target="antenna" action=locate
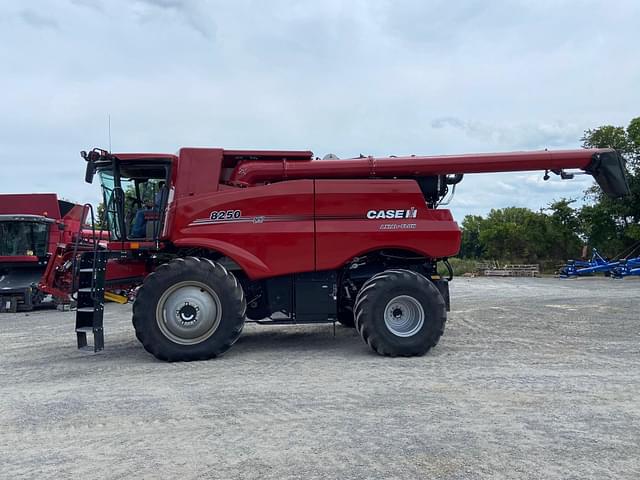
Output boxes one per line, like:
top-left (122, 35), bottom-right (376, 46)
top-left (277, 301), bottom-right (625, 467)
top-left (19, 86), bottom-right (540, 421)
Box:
top-left (108, 114), bottom-right (112, 153)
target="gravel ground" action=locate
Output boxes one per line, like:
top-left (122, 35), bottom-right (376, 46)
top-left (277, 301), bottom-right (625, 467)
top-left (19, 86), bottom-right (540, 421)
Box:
top-left (0, 277), bottom-right (638, 479)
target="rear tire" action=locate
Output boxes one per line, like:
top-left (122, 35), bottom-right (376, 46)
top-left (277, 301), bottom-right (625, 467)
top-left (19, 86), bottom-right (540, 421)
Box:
top-left (354, 269), bottom-right (446, 356)
top-left (132, 257), bottom-right (246, 361)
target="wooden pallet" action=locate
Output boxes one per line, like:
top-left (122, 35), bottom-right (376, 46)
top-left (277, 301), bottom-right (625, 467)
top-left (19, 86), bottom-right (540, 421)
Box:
top-left (484, 264), bottom-right (540, 277)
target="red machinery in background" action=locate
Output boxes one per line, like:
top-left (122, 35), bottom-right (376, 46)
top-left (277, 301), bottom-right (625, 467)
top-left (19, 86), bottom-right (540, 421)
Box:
top-left (0, 193), bottom-right (144, 312)
top-left (0, 194), bottom-right (88, 311)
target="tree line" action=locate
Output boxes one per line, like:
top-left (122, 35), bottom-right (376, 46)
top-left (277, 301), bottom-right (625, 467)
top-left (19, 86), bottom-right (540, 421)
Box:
top-left (459, 117), bottom-right (640, 263)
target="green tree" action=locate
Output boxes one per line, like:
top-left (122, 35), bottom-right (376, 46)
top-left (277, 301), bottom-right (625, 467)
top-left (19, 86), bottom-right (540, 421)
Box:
top-left (96, 202), bottom-right (105, 229)
top-left (458, 206), bottom-right (582, 262)
top-left (581, 125), bottom-right (630, 155)
top-left (459, 215), bottom-right (485, 258)
top-left (545, 199), bottom-right (583, 260)
top-left (478, 207), bottom-right (550, 262)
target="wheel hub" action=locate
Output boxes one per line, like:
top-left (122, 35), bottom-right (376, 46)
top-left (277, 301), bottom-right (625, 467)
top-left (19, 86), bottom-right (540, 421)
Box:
top-left (156, 281), bottom-right (222, 345)
top-left (176, 303), bottom-right (199, 324)
top-left (383, 295), bottom-right (425, 337)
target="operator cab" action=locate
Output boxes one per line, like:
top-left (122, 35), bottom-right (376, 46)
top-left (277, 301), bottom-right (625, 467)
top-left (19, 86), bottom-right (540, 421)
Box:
top-left (0, 215), bottom-right (52, 259)
top-left (83, 149), bottom-right (172, 242)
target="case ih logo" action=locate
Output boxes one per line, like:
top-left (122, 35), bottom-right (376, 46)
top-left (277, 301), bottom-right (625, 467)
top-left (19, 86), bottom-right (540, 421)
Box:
top-left (366, 208), bottom-right (417, 220)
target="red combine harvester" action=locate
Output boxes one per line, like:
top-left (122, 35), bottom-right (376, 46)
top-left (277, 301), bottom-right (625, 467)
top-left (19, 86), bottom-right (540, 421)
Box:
top-left (74, 147), bottom-right (628, 360)
top-left (0, 194), bottom-right (90, 312)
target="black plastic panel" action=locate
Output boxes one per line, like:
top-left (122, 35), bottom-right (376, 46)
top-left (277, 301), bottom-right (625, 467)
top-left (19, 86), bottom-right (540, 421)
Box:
top-left (265, 276), bottom-right (293, 314)
top-left (294, 271), bottom-right (337, 322)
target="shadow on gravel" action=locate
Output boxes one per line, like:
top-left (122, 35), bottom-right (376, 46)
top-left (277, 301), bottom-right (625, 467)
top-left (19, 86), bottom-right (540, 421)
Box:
top-left (90, 326), bottom-right (449, 362)
top-left (231, 325), bottom-right (374, 357)
top-left (61, 340), bottom-right (156, 364)
top-left (56, 325), bottom-right (380, 364)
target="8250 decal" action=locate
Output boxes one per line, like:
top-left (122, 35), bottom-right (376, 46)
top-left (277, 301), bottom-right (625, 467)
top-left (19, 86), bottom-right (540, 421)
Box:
top-left (210, 209), bottom-right (241, 221)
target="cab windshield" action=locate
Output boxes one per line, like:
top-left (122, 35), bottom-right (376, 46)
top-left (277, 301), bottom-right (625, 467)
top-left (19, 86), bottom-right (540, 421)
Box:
top-left (98, 162), bottom-right (169, 241)
top-left (0, 220), bottom-right (49, 257)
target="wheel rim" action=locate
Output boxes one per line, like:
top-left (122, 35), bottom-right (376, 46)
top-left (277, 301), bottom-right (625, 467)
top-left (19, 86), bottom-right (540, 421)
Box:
top-left (156, 281), bottom-right (222, 345)
top-left (383, 295), bottom-right (425, 337)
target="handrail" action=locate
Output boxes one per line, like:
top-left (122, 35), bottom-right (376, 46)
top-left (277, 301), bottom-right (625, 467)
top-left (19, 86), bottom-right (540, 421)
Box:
top-left (70, 203), bottom-right (99, 301)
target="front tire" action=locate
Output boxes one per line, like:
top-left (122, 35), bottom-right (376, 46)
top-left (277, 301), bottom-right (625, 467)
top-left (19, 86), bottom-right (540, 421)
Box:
top-left (354, 269), bottom-right (446, 356)
top-left (133, 257), bottom-right (246, 361)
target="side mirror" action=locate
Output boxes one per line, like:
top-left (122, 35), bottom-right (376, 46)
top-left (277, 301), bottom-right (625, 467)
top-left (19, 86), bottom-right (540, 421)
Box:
top-left (84, 159), bottom-right (95, 184)
top-left (82, 151), bottom-right (95, 184)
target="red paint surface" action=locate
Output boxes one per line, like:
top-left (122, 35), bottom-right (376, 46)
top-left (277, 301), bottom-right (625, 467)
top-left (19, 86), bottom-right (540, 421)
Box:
top-left (105, 259), bottom-right (148, 284)
top-left (314, 180), bottom-right (460, 270)
top-left (172, 179), bottom-right (315, 278)
top-left (169, 178), bottom-right (460, 278)
top-left (0, 193), bottom-right (61, 217)
top-left (0, 256), bottom-right (39, 263)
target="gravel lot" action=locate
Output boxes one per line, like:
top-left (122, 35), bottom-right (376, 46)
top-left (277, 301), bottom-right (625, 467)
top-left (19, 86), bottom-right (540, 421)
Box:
top-left (0, 277), bottom-right (638, 479)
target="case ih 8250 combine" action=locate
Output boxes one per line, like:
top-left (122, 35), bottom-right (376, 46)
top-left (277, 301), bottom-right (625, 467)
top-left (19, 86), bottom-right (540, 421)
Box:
top-left (74, 147), bottom-right (628, 361)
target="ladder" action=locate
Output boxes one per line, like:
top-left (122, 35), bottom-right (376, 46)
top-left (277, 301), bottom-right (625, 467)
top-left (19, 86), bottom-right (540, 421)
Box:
top-left (72, 204), bottom-right (107, 353)
top-left (74, 250), bottom-right (107, 352)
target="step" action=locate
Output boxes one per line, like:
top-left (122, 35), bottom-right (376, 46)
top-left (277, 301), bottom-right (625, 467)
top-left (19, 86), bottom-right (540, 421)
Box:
top-left (78, 346), bottom-right (104, 354)
top-left (76, 326), bottom-right (99, 333)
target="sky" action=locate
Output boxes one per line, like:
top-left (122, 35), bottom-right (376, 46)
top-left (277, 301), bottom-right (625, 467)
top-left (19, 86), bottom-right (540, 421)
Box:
top-left (1, 0), bottom-right (639, 221)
